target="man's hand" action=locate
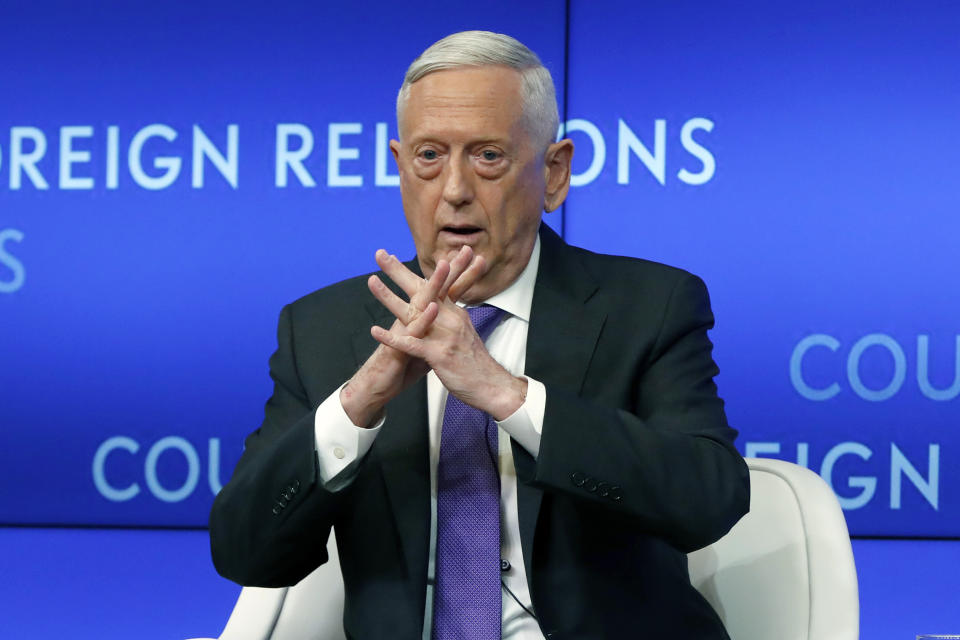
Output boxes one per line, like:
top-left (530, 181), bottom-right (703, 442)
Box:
top-left (339, 246), bottom-right (484, 427)
top-left (368, 250), bottom-right (528, 422)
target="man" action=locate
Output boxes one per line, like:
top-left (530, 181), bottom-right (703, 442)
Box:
top-left (210, 31), bottom-right (749, 639)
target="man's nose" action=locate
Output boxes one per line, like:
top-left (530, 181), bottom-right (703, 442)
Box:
top-left (441, 155), bottom-right (475, 207)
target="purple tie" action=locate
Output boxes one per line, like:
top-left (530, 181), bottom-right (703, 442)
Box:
top-left (432, 304), bottom-right (506, 640)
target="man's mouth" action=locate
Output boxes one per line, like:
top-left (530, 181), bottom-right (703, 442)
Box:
top-left (440, 225), bottom-right (483, 236)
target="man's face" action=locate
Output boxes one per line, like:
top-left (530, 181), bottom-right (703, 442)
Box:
top-left (390, 66), bottom-right (564, 303)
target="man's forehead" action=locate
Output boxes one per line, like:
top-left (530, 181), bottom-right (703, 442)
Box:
top-left (400, 66), bottom-right (527, 142)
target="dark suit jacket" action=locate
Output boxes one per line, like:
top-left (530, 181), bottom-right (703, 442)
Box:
top-left (210, 225), bottom-right (750, 639)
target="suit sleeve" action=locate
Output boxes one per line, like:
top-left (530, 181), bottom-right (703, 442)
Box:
top-left (209, 304), bottom-right (349, 587)
top-left (532, 273), bottom-right (749, 552)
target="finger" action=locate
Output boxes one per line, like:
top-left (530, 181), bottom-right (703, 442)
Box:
top-left (438, 246), bottom-right (473, 299)
top-left (406, 301), bottom-right (439, 337)
top-left (375, 249), bottom-right (421, 297)
top-left (447, 253), bottom-right (488, 302)
top-left (371, 325), bottom-right (426, 358)
top-left (367, 274), bottom-right (412, 321)
top-left (419, 259), bottom-right (450, 306)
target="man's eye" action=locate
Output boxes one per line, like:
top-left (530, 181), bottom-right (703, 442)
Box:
top-left (481, 150), bottom-right (500, 161)
top-left (421, 149), bottom-right (438, 160)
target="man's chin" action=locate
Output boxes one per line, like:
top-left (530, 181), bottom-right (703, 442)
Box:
top-left (455, 281), bottom-right (487, 306)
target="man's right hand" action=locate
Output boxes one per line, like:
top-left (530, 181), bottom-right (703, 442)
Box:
top-left (339, 246), bottom-right (486, 427)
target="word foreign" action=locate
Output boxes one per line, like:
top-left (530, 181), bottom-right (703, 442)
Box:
top-left (745, 440), bottom-right (939, 511)
top-left (1, 125), bottom-right (239, 190)
top-left (0, 118), bottom-right (716, 191)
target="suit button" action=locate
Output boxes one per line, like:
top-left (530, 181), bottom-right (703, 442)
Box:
top-left (283, 491), bottom-right (293, 501)
top-left (570, 472), bottom-right (586, 487)
top-left (597, 482), bottom-right (610, 497)
top-left (333, 446), bottom-right (346, 460)
top-left (585, 478), bottom-right (599, 493)
top-left (288, 484), bottom-right (298, 495)
top-left (292, 479), bottom-right (301, 490)
top-left (272, 506), bottom-right (280, 515)
top-left (610, 485), bottom-right (623, 501)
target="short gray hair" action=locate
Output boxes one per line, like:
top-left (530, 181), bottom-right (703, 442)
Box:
top-left (396, 30), bottom-right (559, 150)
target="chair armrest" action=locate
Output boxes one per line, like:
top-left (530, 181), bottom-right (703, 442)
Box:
top-left (197, 585), bottom-right (288, 640)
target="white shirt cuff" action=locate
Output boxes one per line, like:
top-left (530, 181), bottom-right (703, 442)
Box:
top-left (314, 384), bottom-right (383, 486)
top-left (495, 376), bottom-right (546, 458)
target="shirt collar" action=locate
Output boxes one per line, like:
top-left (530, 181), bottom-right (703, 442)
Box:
top-left (469, 234), bottom-right (540, 323)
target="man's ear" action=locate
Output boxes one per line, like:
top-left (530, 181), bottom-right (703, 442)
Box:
top-left (543, 138), bottom-right (574, 213)
top-left (389, 139), bottom-right (402, 165)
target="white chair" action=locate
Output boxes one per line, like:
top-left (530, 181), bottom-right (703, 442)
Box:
top-left (188, 531), bottom-right (347, 640)
top-left (190, 457), bottom-right (858, 640)
top-left (688, 457), bottom-right (859, 640)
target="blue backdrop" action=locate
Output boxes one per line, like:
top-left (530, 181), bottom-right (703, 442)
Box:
top-left (1, 1), bottom-right (957, 538)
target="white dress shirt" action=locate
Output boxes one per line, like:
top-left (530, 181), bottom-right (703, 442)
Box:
top-left (312, 236), bottom-right (546, 640)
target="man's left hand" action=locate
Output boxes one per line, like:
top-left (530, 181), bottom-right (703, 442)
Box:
top-left (369, 249), bottom-right (528, 421)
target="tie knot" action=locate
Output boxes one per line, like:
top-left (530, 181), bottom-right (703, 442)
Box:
top-left (467, 304), bottom-right (505, 340)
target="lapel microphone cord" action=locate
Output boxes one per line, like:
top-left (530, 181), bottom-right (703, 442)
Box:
top-left (501, 577), bottom-right (538, 622)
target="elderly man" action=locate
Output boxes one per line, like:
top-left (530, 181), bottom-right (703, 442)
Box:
top-left (210, 31), bottom-right (749, 639)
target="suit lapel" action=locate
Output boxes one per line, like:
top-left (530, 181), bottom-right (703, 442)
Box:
top-left (377, 379), bottom-right (431, 611)
top-left (514, 225), bottom-right (607, 587)
top-left (525, 225), bottom-right (605, 394)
